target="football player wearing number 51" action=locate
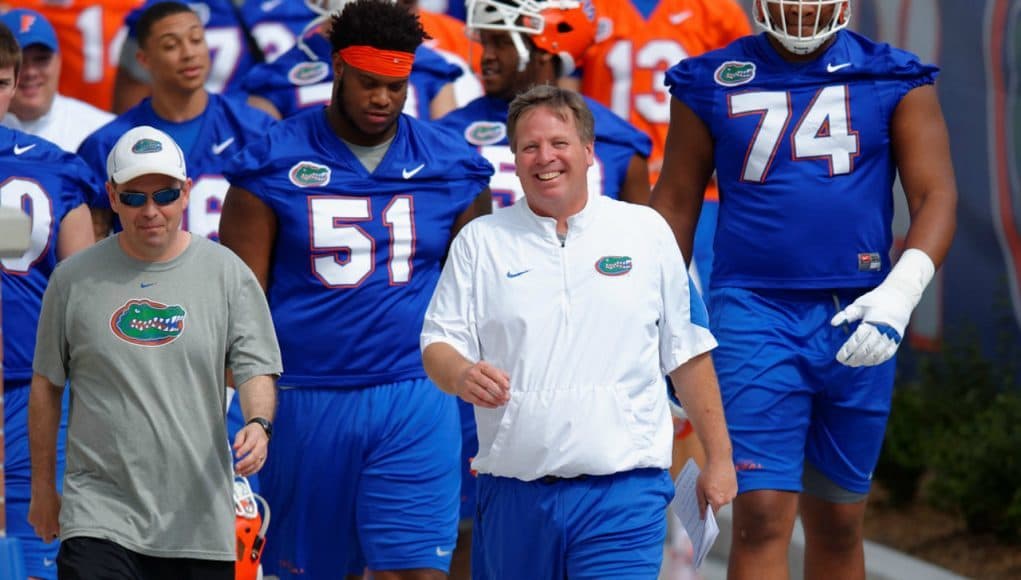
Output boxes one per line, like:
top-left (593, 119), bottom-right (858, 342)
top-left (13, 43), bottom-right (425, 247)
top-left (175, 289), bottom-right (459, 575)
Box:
top-left (219, 0), bottom-right (493, 577)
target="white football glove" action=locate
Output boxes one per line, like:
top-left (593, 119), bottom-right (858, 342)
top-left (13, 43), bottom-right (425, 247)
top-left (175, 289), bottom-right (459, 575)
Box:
top-left (830, 248), bottom-right (936, 367)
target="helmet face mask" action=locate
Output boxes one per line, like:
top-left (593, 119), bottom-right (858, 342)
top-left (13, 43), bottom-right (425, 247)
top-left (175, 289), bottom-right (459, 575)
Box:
top-left (755, 0), bottom-right (851, 55)
top-left (466, 0), bottom-right (595, 75)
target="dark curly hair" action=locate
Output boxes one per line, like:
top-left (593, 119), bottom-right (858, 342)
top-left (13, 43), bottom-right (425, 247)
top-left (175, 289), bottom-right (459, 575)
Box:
top-left (329, 0), bottom-right (429, 54)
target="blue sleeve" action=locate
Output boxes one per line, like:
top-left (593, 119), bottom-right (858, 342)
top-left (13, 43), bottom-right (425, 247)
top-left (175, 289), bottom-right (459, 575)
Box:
top-left (65, 154), bottom-right (104, 212)
top-left (862, 41), bottom-right (940, 123)
top-left (590, 101), bottom-right (652, 158)
top-left (664, 59), bottom-right (717, 128)
top-left (76, 132), bottom-right (114, 209)
top-left (882, 46), bottom-right (940, 101)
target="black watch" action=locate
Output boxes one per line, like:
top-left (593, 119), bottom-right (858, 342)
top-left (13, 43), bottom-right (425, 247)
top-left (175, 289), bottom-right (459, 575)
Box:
top-left (246, 417), bottom-right (273, 440)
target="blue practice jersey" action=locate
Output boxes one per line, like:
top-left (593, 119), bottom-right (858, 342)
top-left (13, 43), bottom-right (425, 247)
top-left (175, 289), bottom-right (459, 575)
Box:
top-left (238, 0), bottom-right (316, 64)
top-left (241, 33), bottom-right (462, 119)
top-left (77, 94), bottom-right (275, 240)
top-left (127, 0), bottom-right (261, 96)
top-left (665, 30), bottom-right (938, 290)
top-left (1, 128), bottom-right (97, 382)
top-left (437, 95), bottom-right (651, 208)
top-left (224, 109), bottom-right (493, 388)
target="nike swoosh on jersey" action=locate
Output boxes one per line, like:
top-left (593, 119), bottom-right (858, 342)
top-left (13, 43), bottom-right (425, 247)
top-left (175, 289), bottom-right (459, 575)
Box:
top-left (212, 137), bottom-right (235, 155)
top-left (13, 144), bottom-right (36, 155)
top-left (506, 270), bottom-right (531, 278)
top-left (402, 163), bottom-right (426, 179)
top-left (668, 10), bottom-right (693, 25)
top-left (827, 62), bottom-right (853, 73)
top-left (261, 0), bottom-right (283, 11)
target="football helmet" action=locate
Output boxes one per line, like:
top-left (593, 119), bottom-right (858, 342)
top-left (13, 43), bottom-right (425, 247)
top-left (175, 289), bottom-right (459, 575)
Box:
top-left (234, 476), bottom-right (271, 580)
top-left (754, 0), bottom-right (851, 55)
top-left (466, 0), bottom-right (596, 75)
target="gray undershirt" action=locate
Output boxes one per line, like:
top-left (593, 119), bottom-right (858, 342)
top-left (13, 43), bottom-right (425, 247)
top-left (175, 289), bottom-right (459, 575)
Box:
top-left (343, 135), bottom-right (395, 173)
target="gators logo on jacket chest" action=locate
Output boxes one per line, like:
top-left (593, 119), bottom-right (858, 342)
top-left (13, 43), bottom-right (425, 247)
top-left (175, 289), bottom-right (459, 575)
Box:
top-left (110, 299), bottom-right (186, 346)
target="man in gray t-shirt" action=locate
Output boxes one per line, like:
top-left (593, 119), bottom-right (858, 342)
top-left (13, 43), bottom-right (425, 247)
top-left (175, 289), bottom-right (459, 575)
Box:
top-left (27, 125), bottom-right (282, 579)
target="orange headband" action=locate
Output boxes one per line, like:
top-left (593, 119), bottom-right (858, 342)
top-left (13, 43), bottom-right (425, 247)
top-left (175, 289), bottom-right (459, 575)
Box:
top-left (339, 45), bottom-right (415, 77)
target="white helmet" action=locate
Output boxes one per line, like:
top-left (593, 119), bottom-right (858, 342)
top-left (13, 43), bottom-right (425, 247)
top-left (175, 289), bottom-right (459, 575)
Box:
top-left (466, 0), bottom-right (596, 76)
top-left (754, 0), bottom-right (851, 55)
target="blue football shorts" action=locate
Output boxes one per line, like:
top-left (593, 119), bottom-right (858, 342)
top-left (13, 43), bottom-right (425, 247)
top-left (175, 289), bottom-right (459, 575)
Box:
top-left (5, 379), bottom-right (68, 580)
top-left (258, 378), bottom-right (461, 577)
top-left (473, 468), bottom-right (673, 579)
top-left (708, 287), bottom-right (896, 495)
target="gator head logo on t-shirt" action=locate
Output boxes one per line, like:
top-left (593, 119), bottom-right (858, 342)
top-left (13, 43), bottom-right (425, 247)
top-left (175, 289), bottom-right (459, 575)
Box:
top-left (110, 299), bottom-right (186, 346)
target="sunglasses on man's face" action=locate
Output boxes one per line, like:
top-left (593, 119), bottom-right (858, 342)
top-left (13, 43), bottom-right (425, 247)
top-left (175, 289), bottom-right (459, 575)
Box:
top-left (118, 188), bottom-right (182, 208)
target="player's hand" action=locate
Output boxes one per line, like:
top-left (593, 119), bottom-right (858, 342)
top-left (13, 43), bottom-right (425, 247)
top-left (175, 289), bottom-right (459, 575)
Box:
top-left (29, 485), bottom-right (62, 543)
top-left (695, 458), bottom-right (737, 519)
top-left (830, 283), bottom-right (915, 367)
top-left (233, 423), bottom-right (270, 477)
top-left (456, 361), bottom-right (510, 408)
top-left (831, 249), bottom-right (936, 367)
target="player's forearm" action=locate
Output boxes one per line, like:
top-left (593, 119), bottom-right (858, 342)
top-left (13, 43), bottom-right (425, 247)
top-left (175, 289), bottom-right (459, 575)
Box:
top-left (28, 374), bottom-right (63, 491)
top-left (669, 353), bottom-right (733, 464)
top-left (422, 342), bottom-right (473, 396)
top-left (902, 188), bottom-right (957, 269)
top-left (57, 205), bottom-right (96, 260)
top-left (237, 374), bottom-right (277, 423)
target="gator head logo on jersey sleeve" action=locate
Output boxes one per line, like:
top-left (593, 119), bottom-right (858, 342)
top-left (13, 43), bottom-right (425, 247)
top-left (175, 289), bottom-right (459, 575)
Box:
top-left (465, 121), bottom-right (507, 146)
top-left (714, 61), bottom-right (757, 87)
top-left (289, 161), bottom-right (331, 187)
top-left (288, 61), bottom-right (330, 85)
top-left (110, 299), bottom-right (186, 346)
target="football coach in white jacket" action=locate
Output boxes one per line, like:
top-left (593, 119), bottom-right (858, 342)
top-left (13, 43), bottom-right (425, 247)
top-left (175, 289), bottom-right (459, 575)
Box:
top-left (421, 85), bottom-right (737, 579)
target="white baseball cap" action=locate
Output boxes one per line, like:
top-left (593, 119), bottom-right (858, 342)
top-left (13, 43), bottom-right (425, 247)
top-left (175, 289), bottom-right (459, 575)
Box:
top-left (106, 125), bottom-right (187, 184)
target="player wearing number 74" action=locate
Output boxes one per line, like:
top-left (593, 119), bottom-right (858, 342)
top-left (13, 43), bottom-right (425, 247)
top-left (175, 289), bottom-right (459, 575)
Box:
top-left (218, 1), bottom-right (493, 577)
top-left (649, 0), bottom-right (957, 578)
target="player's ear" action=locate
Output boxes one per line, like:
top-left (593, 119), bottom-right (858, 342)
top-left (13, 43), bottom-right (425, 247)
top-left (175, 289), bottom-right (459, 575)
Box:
top-left (179, 178), bottom-right (192, 206)
top-left (332, 51), bottom-right (345, 78)
top-left (106, 182), bottom-right (118, 211)
top-left (136, 46), bottom-right (149, 72)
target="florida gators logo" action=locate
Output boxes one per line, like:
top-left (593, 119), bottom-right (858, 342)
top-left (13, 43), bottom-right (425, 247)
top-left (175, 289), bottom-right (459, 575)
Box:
top-left (110, 299), bottom-right (186, 346)
top-left (288, 61), bottom-right (329, 86)
top-left (595, 256), bottom-right (632, 276)
top-left (714, 61), bottom-right (756, 87)
top-left (289, 161), bottom-right (331, 188)
top-left (131, 138), bottom-right (162, 154)
top-left (465, 121), bottom-right (506, 146)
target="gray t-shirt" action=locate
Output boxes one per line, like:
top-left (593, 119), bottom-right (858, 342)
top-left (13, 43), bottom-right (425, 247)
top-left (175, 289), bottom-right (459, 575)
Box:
top-left (33, 235), bottom-right (282, 560)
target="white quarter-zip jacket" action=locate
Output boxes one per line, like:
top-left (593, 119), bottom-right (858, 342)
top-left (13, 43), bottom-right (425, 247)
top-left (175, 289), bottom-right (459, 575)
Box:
top-left (422, 194), bottom-right (717, 481)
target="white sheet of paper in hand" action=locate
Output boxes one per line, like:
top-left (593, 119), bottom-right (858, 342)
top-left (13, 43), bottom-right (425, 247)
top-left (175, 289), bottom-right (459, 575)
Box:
top-left (670, 458), bottom-right (720, 569)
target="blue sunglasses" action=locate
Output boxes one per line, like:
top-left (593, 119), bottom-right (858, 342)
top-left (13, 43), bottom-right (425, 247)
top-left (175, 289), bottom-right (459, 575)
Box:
top-left (118, 188), bottom-right (182, 208)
